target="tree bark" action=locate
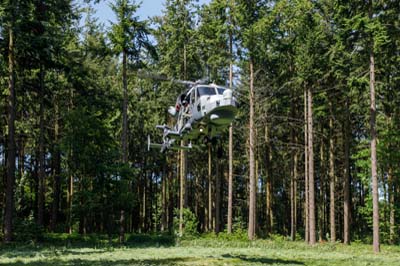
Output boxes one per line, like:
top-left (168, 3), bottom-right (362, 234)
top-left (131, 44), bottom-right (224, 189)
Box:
top-left (4, 26), bottom-right (16, 243)
top-left (161, 161), bottom-right (167, 232)
top-left (304, 88), bottom-right (309, 243)
top-left (179, 143), bottom-right (186, 236)
top-left (215, 157), bottom-right (221, 234)
top-left (227, 21), bottom-right (234, 233)
top-left (343, 99), bottom-right (351, 244)
top-left (388, 167), bottom-right (395, 244)
top-left (264, 124), bottom-right (273, 234)
top-left (51, 100), bottom-right (61, 232)
top-left (37, 65), bottom-right (45, 227)
top-left (290, 126), bottom-right (297, 241)
top-left (319, 131), bottom-right (324, 242)
top-left (369, 44), bottom-right (380, 254)
top-left (248, 60), bottom-right (256, 240)
top-left (208, 144), bottom-right (212, 231)
top-left (329, 101), bottom-right (336, 242)
top-left (307, 87), bottom-right (316, 245)
top-left (67, 86), bottom-right (74, 234)
top-left (119, 49), bottom-right (128, 243)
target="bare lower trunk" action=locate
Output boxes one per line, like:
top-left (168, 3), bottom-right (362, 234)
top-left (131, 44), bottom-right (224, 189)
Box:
top-left (370, 44), bottom-right (380, 254)
top-left (179, 145), bottom-right (185, 236)
top-left (4, 26), bottom-right (16, 243)
top-left (38, 66), bottom-right (45, 227)
top-left (304, 89), bottom-right (309, 243)
top-left (343, 99), bottom-right (351, 244)
top-left (67, 173), bottom-right (73, 234)
top-left (290, 100), bottom-right (297, 241)
top-left (67, 87), bottom-right (74, 234)
top-left (51, 101), bottom-right (61, 232)
top-left (120, 50), bottom-right (128, 243)
top-left (307, 87), bottom-right (316, 245)
top-left (119, 210), bottom-right (125, 243)
top-left (215, 158), bottom-right (221, 234)
top-left (265, 125), bottom-right (273, 234)
top-left (329, 102), bottom-right (336, 242)
top-left (319, 134), bottom-right (324, 242)
top-left (227, 26), bottom-right (234, 233)
top-left (248, 60), bottom-right (256, 240)
top-left (208, 144), bottom-right (212, 231)
top-left (228, 124), bottom-right (233, 234)
top-left (388, 167), bottom-right (395, 244)
top-left (290, 131), bottom-right (297, 241)
top-left (161, 162), bottom-right (167, 232)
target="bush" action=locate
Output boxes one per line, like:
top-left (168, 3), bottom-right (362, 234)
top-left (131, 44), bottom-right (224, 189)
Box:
top-left (14, 216), bottom-right (45, 243)
top-left (173, 208), bottom-right (199, 238)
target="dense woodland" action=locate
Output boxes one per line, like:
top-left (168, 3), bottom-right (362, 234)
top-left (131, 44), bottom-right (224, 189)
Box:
top-left (1, 0), bottom-right (399, 253)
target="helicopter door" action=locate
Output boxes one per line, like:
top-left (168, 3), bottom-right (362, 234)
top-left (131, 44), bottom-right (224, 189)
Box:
top-left (190, 89), bottom-right (196, 105)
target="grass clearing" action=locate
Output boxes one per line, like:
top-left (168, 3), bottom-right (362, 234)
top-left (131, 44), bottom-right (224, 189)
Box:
top-left (1, 235), bottom-right (399, 266)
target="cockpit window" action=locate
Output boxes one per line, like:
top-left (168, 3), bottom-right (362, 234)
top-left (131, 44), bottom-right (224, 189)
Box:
top-left (217, 87), bottom-right (225, 94)
top-left (197, 86), bottom-right (216, 96)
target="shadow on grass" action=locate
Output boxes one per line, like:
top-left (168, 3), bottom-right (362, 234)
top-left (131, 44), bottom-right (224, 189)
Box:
top-left (222, 254), bottom-right (304, 265)
top-left (0, 233), bottom-right (176, 258)
top-left (0, 257), bottom-right (192, 266)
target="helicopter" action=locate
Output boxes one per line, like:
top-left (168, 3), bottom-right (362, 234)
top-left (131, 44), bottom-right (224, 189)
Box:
top-left (141, 73), bottom-right (238, 152)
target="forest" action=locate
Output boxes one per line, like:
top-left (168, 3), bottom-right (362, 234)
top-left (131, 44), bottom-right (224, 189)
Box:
top-left (1, 0), bottom-right (400, 261)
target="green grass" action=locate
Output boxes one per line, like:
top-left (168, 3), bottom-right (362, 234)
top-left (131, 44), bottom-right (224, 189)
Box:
top-left (1, 234), bottom-right (399, 266)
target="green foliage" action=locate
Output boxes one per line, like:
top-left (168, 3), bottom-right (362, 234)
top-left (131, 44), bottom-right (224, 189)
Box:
top-left (174, 208), bottom-right (199, 238)
top-left (14, 215), bottom-right (45, 243)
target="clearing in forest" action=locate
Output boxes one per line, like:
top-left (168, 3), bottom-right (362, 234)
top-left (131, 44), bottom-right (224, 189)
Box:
top-left (1, 237), bottom-right (400, 266)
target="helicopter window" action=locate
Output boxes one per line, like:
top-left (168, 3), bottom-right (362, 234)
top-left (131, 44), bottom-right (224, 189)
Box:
top-left (217, 87), bottom-right (225, 94)
top-left (197, 86), bottom-right (216, 96)
top-left (190, 89), bottom-right (196, 104)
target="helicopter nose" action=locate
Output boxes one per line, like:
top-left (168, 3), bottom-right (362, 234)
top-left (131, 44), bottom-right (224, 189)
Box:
top-left (223, 88), bottom-right (233, 99)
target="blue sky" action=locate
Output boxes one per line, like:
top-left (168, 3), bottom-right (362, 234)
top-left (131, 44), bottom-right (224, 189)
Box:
top-left (91, 0), bottom-right (211, 26)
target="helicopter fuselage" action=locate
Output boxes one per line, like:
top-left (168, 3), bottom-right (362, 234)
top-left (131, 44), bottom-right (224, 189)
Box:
top-left (148, 84), bottom-right (237, 152)
top-left (179, 84), bottom-right (237, 141)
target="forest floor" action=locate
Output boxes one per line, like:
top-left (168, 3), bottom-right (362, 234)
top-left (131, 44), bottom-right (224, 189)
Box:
top-left (1, 234), bottom-right (400, 266)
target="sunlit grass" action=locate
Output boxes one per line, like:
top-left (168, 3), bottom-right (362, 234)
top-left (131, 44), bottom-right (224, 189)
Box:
top-left (1, 234), bottom-right (399, 266)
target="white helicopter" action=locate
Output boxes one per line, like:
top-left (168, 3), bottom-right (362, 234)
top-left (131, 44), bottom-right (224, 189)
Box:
top-left (143, 74), bottom-right (237, 152)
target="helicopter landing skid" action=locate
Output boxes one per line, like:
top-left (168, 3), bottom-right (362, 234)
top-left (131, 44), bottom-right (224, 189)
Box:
top-left (147, 134), bottom-right (194, 152)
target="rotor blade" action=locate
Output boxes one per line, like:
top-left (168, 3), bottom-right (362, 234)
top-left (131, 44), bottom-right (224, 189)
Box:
top-left (137, 71), bottom-right (195, 86)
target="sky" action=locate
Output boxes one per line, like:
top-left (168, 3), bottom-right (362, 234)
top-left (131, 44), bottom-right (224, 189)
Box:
top-left (91, 0), bottom-right (211, 26)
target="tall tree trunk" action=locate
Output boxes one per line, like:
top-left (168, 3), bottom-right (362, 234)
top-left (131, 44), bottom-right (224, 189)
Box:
top-left (168, 157), bottom-right (175, 232)
top-left (329, 101), bottom-right (336, 242)
top-left (343, 99), bottom-right (351, 244)
top-left (67, 174), bottom-right (73, 233)
top-left (179, 144), bottom-right (186, 236)
top-left (18, 138), bottom-right (25, 211)
top-left (161, 161), bottom-right (167, 232)
top-left (37, 65), bottom-right (45, 227)
top-left (248, 60), bottom-right (256, 240)
top-left (215, 157), bottom-right (221, 234)
top-left (369, 43), bottom-right (380, 254)
top-left (227, 23), bottom-right (234, 234)
top-left (119, 49), bottom-right (128, 243)
top-left (388, 167), bottom-right (395, 244)
top-left (265, 124), bottom-right (273, 234)
top-left (319, 132), bottom-right (324, 242)
top-left (307, 86), bottom-right (316, 245)
top-left (67, 87), bottom-right (74, 234)
top-left (51, 100), bottom-right (61, 232)
top-left (304, 88), bottom-right (309, 243)
top-left (142, 172), bottom-right (147, 232)
top-left (228, 123), bottom-right (233, 233)
top-left (290, 127), bottom-right (297, 241)
top-left (4, 26), bottom-right (16, 243)
top-left (208, 144), bottom-right (212, 231)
